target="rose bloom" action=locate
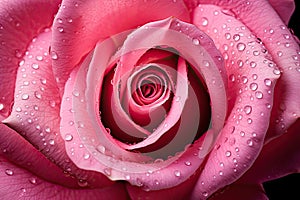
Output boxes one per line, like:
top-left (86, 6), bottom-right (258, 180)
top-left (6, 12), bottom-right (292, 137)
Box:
top-left (0, 0), bottom-right (299, 199)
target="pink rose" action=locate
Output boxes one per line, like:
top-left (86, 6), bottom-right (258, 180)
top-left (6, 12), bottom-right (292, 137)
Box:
top-left (0, 0), bottom-right (299, 199)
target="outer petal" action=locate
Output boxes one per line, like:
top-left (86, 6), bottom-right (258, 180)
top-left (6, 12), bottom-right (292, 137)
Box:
top-left (189, 0), bottom-right (300, 141)
top-left (191, 4), bottom-right (280, 199)
top-left (268, 0), bottom-right (295, 25)
top-left (0, 123), bottom-right (80, 188)
top-left (209, 184), bottom-right (268, 200)
top-left (0, 0), bottom-right (60, 120)
top-left (239, 120), bottom-right (300, 184)
top-left (51, 0), bottom-right (190, 93)
top-left (0, 155), bottom-right (128, 200)
top-left (3, 30), bottom-right (112, 188)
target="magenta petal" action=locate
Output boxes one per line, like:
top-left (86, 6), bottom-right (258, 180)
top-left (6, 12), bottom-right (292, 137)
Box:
top-left (0, 155), bottom-right (128, 200)
top-left (190, 4), bottom-right (281, 198)
top-left (3, 30), bottom-right (112, 188)
top-left (268, 0), bottom-right (295, 25)
top-left (0, 0), bottom-right (60, 120)
top-left (0, 123), bottom-right (79, 188)
top-left (239, 120), bottom-right (300, 184)
top-left (51, 0), bottom-right (190, 93)
top-left (209, 184), bottom-right (268, 200)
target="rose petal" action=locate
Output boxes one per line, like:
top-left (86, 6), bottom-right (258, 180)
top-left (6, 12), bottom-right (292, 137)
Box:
top-left (239, 120), bottom-right (300, 184)
top-left (126, 168), bottom-right (201, 200)
top-left (59, 18), bottom-right (225, 191)
top-left (191, 4), bottom-right (280, 198)
top-left (268, 0), bottom-right (295, 25)
top-left (0, 123), bottom-right (80, 188)
top-left (110, 17), bottom-right (227, 150)
top-left (209, 184), bottom-right (268, 200)
top-left (0, 0), bottom-right (60, 120)
top-left (188, 0), bottom-right (300, 142)
top-left (0, 155), bottom-right (128, 200)
top-left (3, 30), bottom-right (112, 188)
top-left (51, 0), bottom-right (190, 93)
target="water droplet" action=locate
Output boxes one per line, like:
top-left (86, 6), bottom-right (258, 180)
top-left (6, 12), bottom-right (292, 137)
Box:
top-left (22, 94), bottom-right (29, 100)
top-left (83, 153), bottom-right (90, 159)
top-left (72, 90), bottom-right (80, 97)
top-left (49, 139), bottom-right (55, 145)
top-left (250, 83), bottom-right (258, 91)
top-left (57, 27), bottom-right (64, 33)
top-left (240, 131), bottom-right (245, 137)
top-left (51, 51), bottom-right (58, 60)
top-left (125, 174), bottom-right (131, 180)
top-left (96, 145), bottom-right (106, 154)
top-left (45, 127), bottom-right (51, 133)
top-left (36, 55), bottom-right (43, 61)
top-left (237, 43), bottom-right (246, 51)
top-left (277, 51), bottom-right (283, 57)
top-left (273, 69), bottom-right (281, 75)
top-left (255, 91), bottom-right (263, 99)
top-left (247, 139), bottom-right (253, 146)
top-left (249, 61), bottom-right (257, 68)
top-left (203, 60), bottom-right (210, 67)
top-left (253, 51), bottom-right (260, 56)
top-left (237, 60), bottom-right (243, 67)
top-left (229, 74), bottom-right (235, 82)
top-left (201, 17), bottom-right (208, 26)
top-left (34, 91), bottom-right (42, 99)
top-left (29, 177), bottom-right (37, 184)
top-left (192, 38), bottom-right (200, 45)
top-left (241, 76), bottom-right (248, 84)
top-left (244, 105), bottom-right (252, 115)
top-left (219, 171), bottom-right (224, 176)
top-left (31, 63), bottom-right (39, 70)
top-left (65, 134), bottom-right (73, 141)
top-left (174, 170), bottom-right (181, 177)
top-left (78, 179), bottom-right (88, 187)
top-left (225, 151), bottom-right (231, 157)
top-left (185, 161), bottom-right (191, 166)
top-left (0, 103), bottom-right (4, 111)
top-left (104, 168), bottom-right (112, 176)
top-left (225, 33), bottom-right (231, 40)
top-left (247, 118), bottom-right (253, 124)
top-left (5, 169), bottom-right (14, 176)
top-left (233, 34), bottom-right (240, 41)
top-left (16, 107), bottom-right (22, 112)
top-left (203, 192), bottom-right (208, 197)
top-left (264, 79), bottom-right (272, 86)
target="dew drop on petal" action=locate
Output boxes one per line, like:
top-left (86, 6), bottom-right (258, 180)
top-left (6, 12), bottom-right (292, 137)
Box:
top-left (201, 17), bottom-right (208, 26)
top-left (244, 105), bottom-right (252, 115)
top-left (22, 94), bottom-right (29, 100)
top-left (233, 34), bottom-right (240, 41)
top-left (225, 151), bottom-right (231, 157)
top-left (29, 177), bottom-right (37, 184)
top-left (247, 139), bottom-right (253, 146)
top-left (51, 51), bottom-right (58, 60)
top-left (264, 79), bottom-right (272, 86)
top-left (255, 91), bottom-right (263, 99)
top-left (250, 83), bottom-right (258, 91)
top-left (31, 63), bottom-right (39, 70)
top-left (185, 161), bottom-right (191, 166)
top-left (237, 43), bottom-right (246, 51)
top-left (250, 61), bottom-right (257, 68)
top-left (192, 38), bottom-right (200, 45)
top-left (174, 170), bottom-right (181, 177)
top-left (5, 169), bottom-right (14, 176)
top-left (104, 168), bottom-right (112, 176)
top-left (65, 134), bottom-right (73, 141)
